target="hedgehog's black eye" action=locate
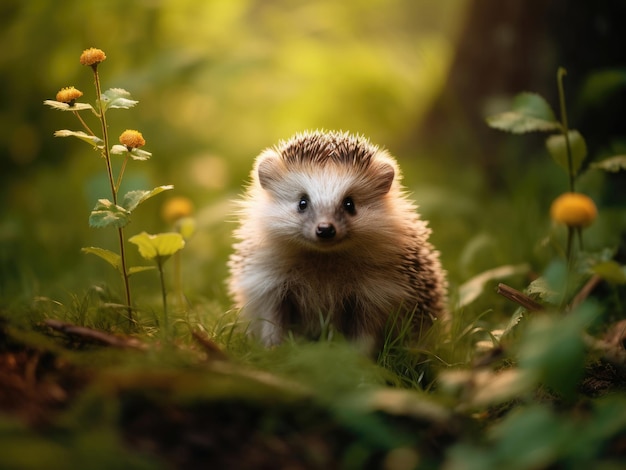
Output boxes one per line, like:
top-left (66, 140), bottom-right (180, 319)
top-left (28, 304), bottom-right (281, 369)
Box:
top-left (343, 196), bottom-right (356, 215)
top-left (298, 195), bottom-right (309, 212)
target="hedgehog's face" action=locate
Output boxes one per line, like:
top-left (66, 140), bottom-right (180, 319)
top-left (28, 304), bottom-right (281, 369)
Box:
top-left (255, 151), bottom-right (395, 252)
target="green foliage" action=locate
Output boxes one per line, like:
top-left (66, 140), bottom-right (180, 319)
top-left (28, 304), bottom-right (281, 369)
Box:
top-left (486, 92), bottom-right (560, 134)
top-left (4, 4), bottom-right (626, 468)
top-left (545, 129), bottom-right (587, 176)
top-left (518, 304), bottom-right (597, 399)
top-left (44, 51), bottom-right (183, 325)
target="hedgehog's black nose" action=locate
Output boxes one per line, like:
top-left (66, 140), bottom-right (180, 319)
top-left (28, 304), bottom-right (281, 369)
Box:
top-left (316, 223), bottom-right (336, 239)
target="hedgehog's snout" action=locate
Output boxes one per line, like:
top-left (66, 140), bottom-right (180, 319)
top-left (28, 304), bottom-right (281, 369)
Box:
top-left (315, 222), bottom-right (336, 239)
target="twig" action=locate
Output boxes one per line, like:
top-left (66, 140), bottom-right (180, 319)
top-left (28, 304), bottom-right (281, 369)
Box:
top-left (496, 283), bottom-right (544, 312)
top-left (191, 330), bottom-right (228, 361)
top-left (44, 319), bottom-right (146, 350)
top-left (568, 274), bottom-right (602, 312)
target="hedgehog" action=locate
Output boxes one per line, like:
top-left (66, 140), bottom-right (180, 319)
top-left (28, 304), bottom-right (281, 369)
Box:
top-left (228, 130), bottom-right (447, 355)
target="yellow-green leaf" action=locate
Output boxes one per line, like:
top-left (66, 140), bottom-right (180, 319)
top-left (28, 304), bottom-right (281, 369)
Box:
top-left (81, 247), bottom-right (121, 272)
top-left (592, 261), bottom-right (626, 284)
top-left (128, 232), bottom-right (185, 261)
top-left (546, 130), bottom-right (587, 176)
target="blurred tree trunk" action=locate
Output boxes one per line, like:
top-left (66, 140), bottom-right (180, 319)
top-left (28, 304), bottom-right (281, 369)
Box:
top-left (415, 0), bottom-right (626, 189)
top-left (414, 0), bottom-right (553, 187)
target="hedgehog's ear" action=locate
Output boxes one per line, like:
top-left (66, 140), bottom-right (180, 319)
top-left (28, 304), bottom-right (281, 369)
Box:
top-left (256, 152), bottom-right (283, 191)
top-left (370, 161), bottom-right (395, 196)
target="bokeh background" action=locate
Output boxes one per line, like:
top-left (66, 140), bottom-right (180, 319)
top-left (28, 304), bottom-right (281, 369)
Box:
top-left (2, 0), bottom-right (625, 309)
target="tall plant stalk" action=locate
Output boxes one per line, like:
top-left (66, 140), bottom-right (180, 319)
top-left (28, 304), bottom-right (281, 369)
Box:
top-left (90, 64), bottom-right (133, 324)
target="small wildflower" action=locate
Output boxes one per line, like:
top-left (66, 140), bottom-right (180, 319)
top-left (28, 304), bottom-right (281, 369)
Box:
top-left (162, 196), bottom-right (194, 225)
top-left (79, 47), bottom-right (106, 67)
top-left (119, 129), bottom-right (146, 149)
top-left (550, 192), bottom-right (597, 228)
top-left (55, 86), bottom-right (83, 104)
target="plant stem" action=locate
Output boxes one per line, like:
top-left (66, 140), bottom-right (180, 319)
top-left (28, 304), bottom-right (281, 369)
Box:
top-left (92, 65), bottom-right (133, 324)
top-left (157, 257), bottom-right (169, 340)
top-left (557, 67), bottom-right (575, 193)
top-left (173, 251), bottom-right (184, 311)
top-left (92, 67), bottom-right (117, 205)
top-left (566, 226), bottom-right (574, 265)
top-left (72, 110), bottom-right (97, 136)
top-left (117, 226), bottom-right (132, 324)
top-left (115, 154), bottom-right (130, 194)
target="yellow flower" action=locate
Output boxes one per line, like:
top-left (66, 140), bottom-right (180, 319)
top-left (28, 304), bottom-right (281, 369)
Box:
top-left (550, 192), bottom-right (597, 228)
top-left (55, 86), bottom-right (83, 104)
top-left (162, 197), bottom-right (194, 224)
top-left (119, 129), bottom-right (146, 149)
top-left (79, 47), bottom-right (106, 66)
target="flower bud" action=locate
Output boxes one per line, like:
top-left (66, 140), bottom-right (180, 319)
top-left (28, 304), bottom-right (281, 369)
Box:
top-left (79, 47), bottom-right (106, 66)
top-left (162, 197), bottom-right (194, 225)
top-left (55, 86), bottom-right (83, 104)
top-left (550, 192), bottom-right (597, 228)
top-left (119, 130), bottom-right (146, 149)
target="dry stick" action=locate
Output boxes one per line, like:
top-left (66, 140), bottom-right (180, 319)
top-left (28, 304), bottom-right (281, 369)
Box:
top-left (568, 274), bottom-right (602, 312)
top-left (498, 278), bottom-right (626, 369)
top-left (496, 283), bottom-right (544, 312)
top-left (44, 319), bottom-right (146, 350)
top-left (191, 330), bottom-right (228, 361)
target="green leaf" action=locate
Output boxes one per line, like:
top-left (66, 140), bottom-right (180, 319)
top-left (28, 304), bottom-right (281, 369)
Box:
top-left (81, 247), bottom-right (121, 272)
top-left (54, 130), bottom-right (103, 148)
top-left (128, 232), bottom-right (185, 261)
top-left (518, 303), bottom-right (597, 399)
top-left (121, 185), bottom-right (174, 212)
top-left (89, 199), bottom-right (131, 228)
top-left (592, 261), bottom-right (626, 284)
top-left (128, 266), bottom-right (156, 276)
top-left (546, 130), bottom-right (587, 176)
top-left (590, 155), bottom-right (626, 173)
top-left (100, 88), bottom-right (138, 111)
top-left (43, 100), bottom-right (94, 112)
top-left (486, 92), bottom-right (561, 134)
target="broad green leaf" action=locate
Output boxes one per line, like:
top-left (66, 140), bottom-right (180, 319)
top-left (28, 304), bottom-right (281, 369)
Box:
top-left (100, 88), bottom-right (138, 111)
top-left (54, 130), bottom-right (103, 148)
top-left (486, 92), bottom-right (561, 134)
top-left (89, 199), bottom-right (131, 228)
top-left (590, 155), bottom-right (626, 173)
top-left (121, 185), bottom-right (173, 212)
top-left (129, 232), bottom-right (185, 260)
top-left (128, 265), bottom-right (156, 276)
top-left (457, 264), bottom-right (529, 308)
top-left (546, 130), bottom-right (587, 175)
top-left (81, 247), bottom-right (121, 272)
top-left (43, 100), bottom-right (94, 112)
top-left (592, 261), bottom-right (626, 284)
